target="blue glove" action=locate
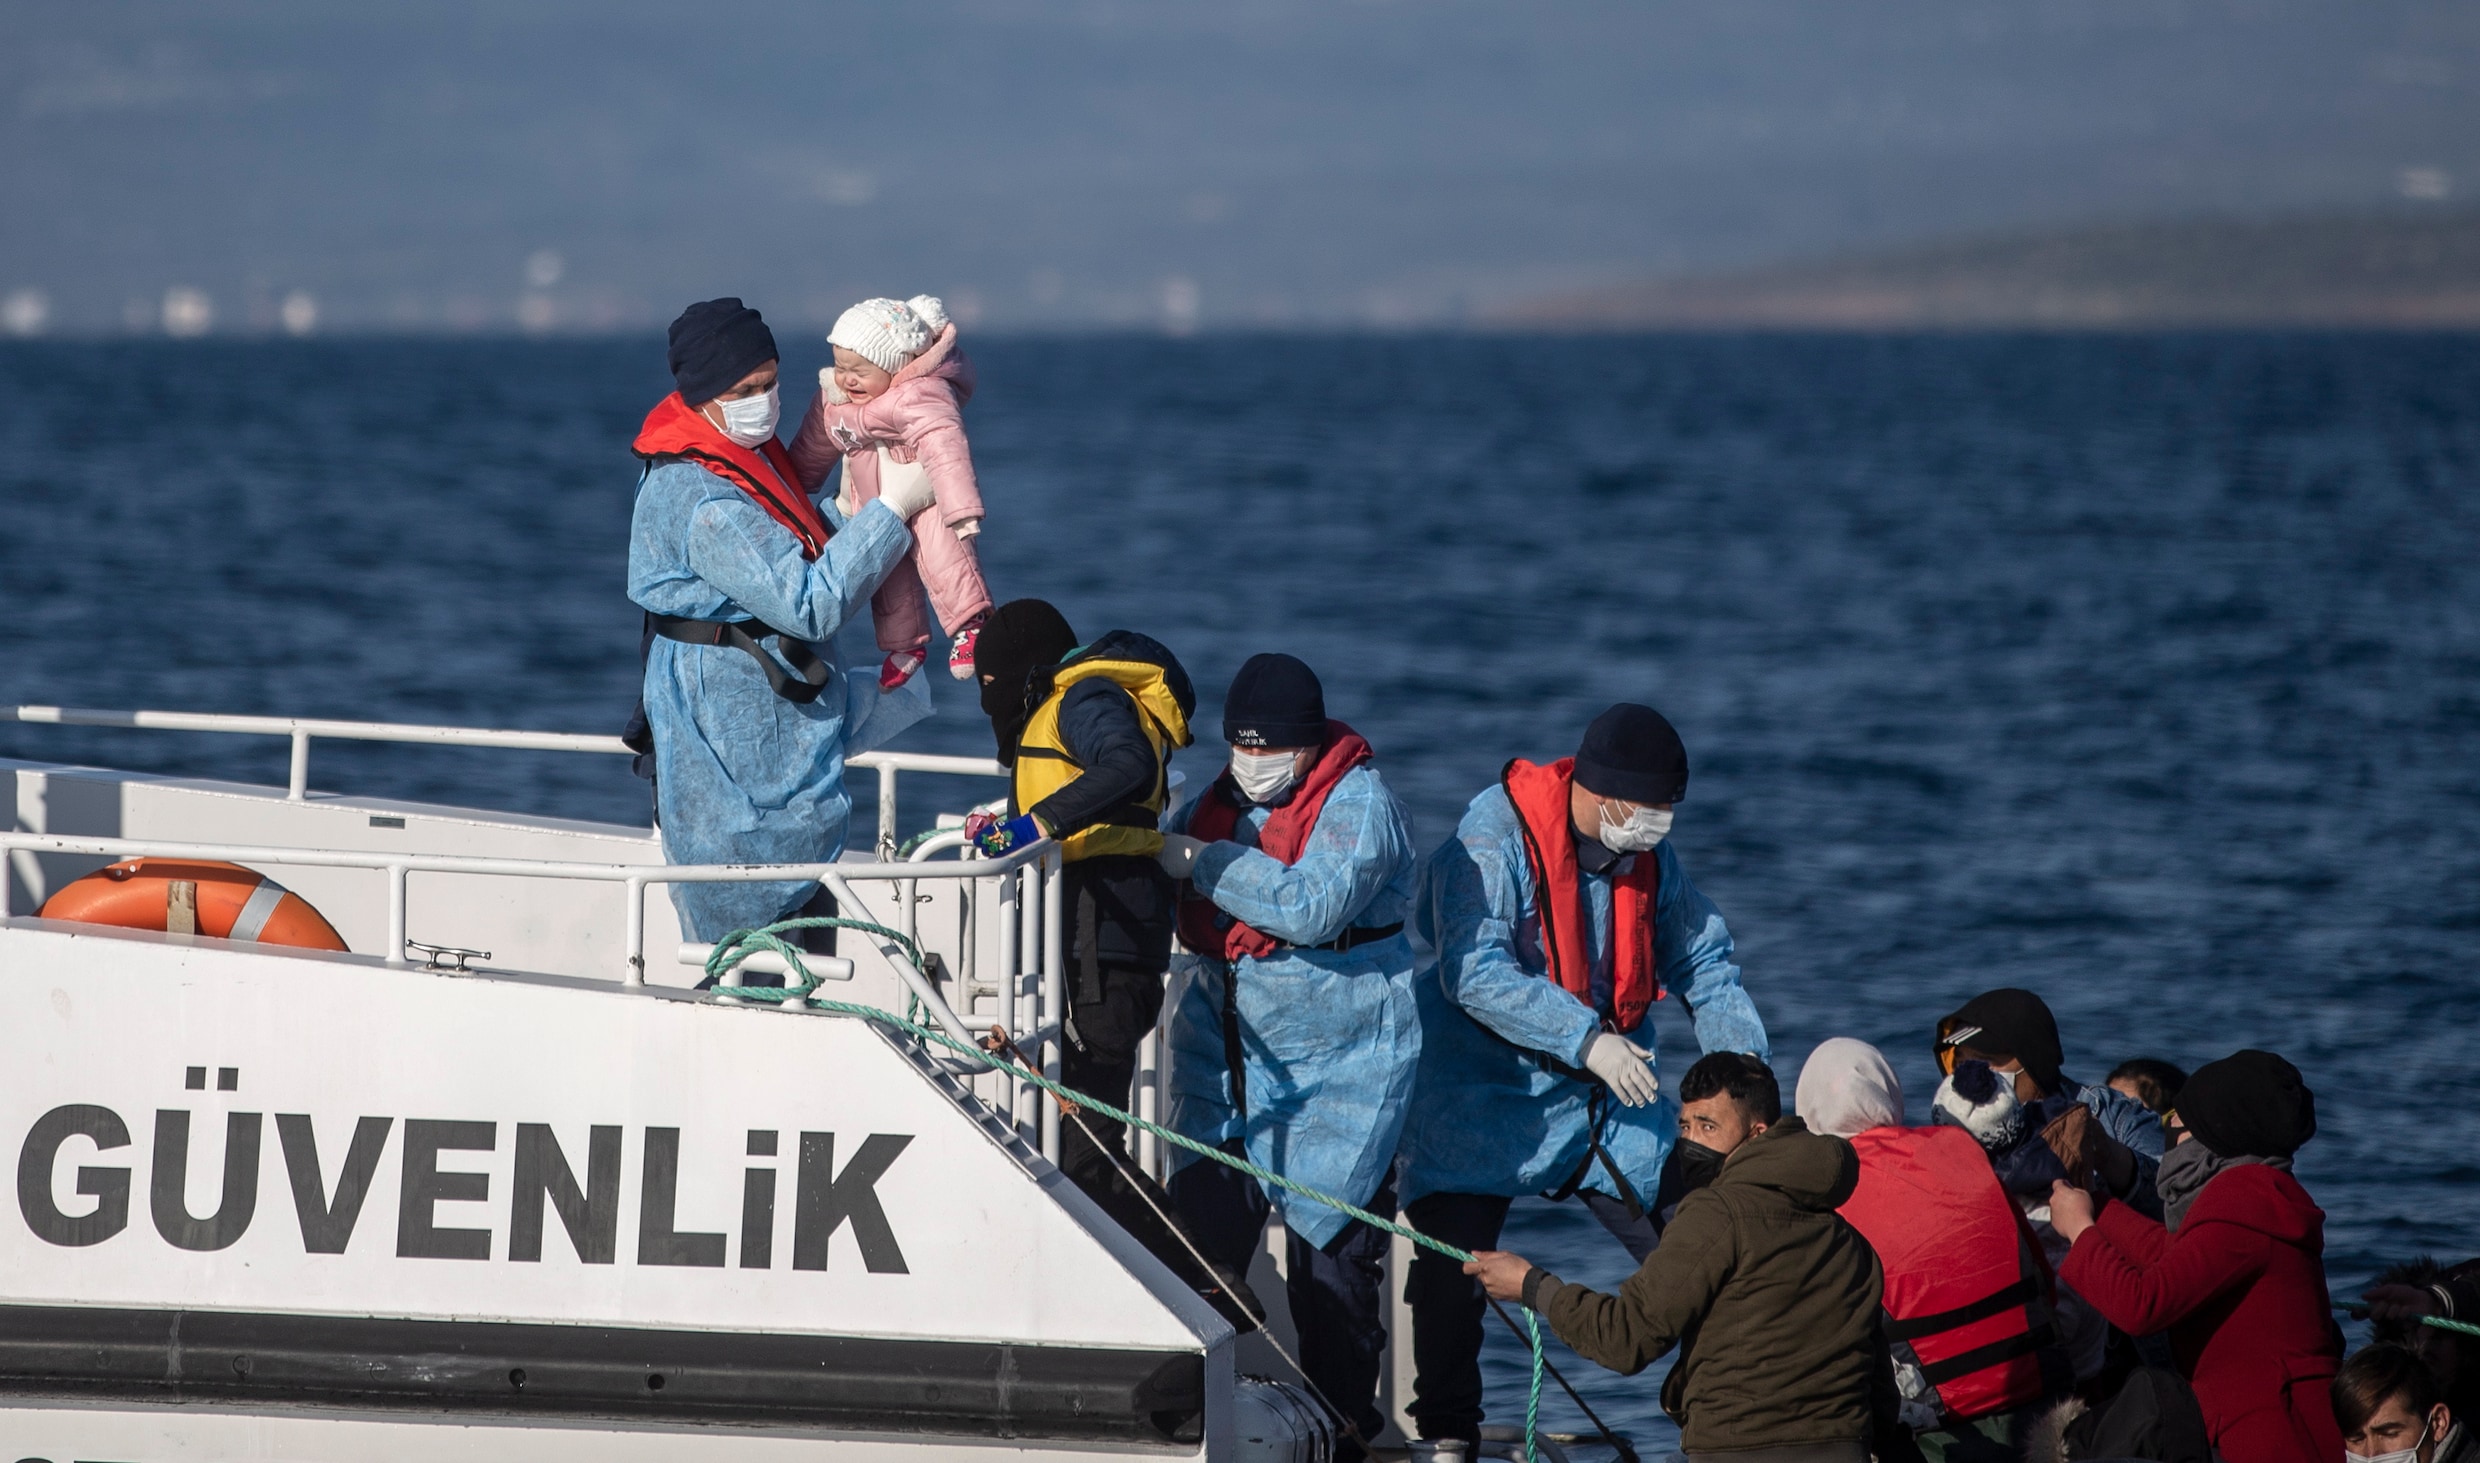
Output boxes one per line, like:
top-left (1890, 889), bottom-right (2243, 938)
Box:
top-left (974, 813), bottom-right (1044, 857)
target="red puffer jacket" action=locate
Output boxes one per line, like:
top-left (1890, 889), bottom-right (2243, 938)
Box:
top-left (2058, 1164), bottom-right (2342, 1463)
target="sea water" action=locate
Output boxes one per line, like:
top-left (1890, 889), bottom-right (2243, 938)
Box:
top-left (3, 332), bottom-right (2477, 1454)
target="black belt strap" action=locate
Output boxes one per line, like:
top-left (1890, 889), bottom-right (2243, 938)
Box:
top-left (649, 614), bottom-right (831, 705)
top-left (1278, 921), bottom-right (1405, 954)
top-left (1541, 1085), bottom-right (1650, 1222)
top-left (1219, 960), bottom-right (1249, 1119)
top-left (1917, 1323), bottom-right (2057, 1386)
top-left (1886, 1278), bottom-right (2041, 1342)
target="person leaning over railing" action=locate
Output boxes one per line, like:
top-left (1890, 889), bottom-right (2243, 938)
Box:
top-left (1394, 703), bottom-right (1771, 1453)
top-left (625, 298), bottom-right (941, 953)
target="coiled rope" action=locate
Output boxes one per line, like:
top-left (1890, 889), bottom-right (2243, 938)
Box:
top-left (703, 914), bottom-right (1552, 1462)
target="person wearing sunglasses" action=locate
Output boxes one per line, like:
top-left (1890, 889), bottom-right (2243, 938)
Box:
top-left (1934, 987), bottom-right (2164, 1216)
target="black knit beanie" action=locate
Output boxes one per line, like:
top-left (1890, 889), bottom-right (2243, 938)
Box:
top-left (1224, 654), bottom-right (1327, 748)
top-left (1573, 703), bottom-right (1688, 805)
top-left (2175, 1049), bottom-right (2316, 1160)
top-left (667, 298), bottom-right (778, 406)
top-left (1937, 988), bottom-right (2066, 1095)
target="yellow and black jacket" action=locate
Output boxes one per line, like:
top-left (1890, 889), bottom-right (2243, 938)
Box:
top-left (1011, 631), bottom-right (1195, 862)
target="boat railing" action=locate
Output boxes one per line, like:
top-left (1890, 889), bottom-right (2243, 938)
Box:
top-left (0, 826), bottom-right (1072, 1160)
top-left (0, 706), bottom-right (1195, 1176)
top-left (0, 704), bottom-right (997, 856)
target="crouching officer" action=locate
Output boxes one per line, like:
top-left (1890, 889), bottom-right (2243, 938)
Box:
top-left (967, 600), bottom-right (1205, 1276)
top-left (1156, 654), bottom-right (1420, 1459)
top-left (1397, 703), bottom-right (1772, 1450)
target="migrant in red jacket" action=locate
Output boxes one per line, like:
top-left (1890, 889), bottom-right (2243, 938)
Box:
top-left (2059, 1164), bottom-right (2343, 1463)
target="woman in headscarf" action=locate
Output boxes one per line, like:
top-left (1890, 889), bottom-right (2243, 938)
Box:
top-left (2048, 1049), bottom-right (2342, 1463)
top-left (1800, 1039), bottom-right (2071, 1460)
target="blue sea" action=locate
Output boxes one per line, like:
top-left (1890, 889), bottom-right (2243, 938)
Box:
top-left (3, 333), bottom-right (2477, 1454)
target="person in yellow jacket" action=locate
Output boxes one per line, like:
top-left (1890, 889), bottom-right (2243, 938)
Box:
top-left (968, 599), bottom-right (1205, 1277)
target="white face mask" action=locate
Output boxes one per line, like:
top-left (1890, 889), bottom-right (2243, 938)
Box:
top-left (2346, 1445), bottom-right (2424, 1463)
top-left (1228, 749), bottom-right (1305, 805)
top-left (1597, 800), bottom-right (1673, 853)
top-left (713, 384), bottom-right (780, 447)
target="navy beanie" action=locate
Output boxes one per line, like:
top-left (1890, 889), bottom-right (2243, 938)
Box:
top-left (667, 298), bottom-right (778, 406)
top-left (1573, 703), bottom-right (1688, 805)
top-left (1224, 653), bottom-right (1326, 748)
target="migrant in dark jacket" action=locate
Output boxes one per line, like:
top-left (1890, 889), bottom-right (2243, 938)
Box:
top-left (1522, 1117), bottom-right (1909, 1457)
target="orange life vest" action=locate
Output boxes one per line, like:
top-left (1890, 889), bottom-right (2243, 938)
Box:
top-left (1500, 757), bottom-right (1661, 1033)
top-left (1842, 1125), bottom-right (2062, 1422)
top-left (632, 393), bottom-right (830, 558)
top-left (1177, 722), bottom-right (1373, 961)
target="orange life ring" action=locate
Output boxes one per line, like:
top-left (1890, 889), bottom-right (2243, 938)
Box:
top-left (40, 859), bottom-right (349, 952)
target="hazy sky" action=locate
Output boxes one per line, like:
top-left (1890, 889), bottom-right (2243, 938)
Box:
top-left (3, 0), bottom-right (2476, 332)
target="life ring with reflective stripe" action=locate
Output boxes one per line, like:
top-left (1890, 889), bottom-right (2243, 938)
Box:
top-left (39, 859), bottom-right (349, 952)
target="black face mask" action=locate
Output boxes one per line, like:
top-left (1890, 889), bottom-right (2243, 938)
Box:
top-left (1655, 1138), bottom-right (1727, 1219)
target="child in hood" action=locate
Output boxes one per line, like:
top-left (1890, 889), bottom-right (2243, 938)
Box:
top-left (789, 295), bottom-right (993, 688)
top-left (1934, 1057), bottom-right (2076, 1198)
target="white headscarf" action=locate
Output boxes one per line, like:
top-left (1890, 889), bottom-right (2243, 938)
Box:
top-left (1796, 1037), bottom-right (1906, 1138)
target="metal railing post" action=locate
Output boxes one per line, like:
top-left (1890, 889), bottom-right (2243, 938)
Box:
top-left (1041, 848), bottom-right (1063, 1164)
top-left (623, 877), bottom-right (647, 987)
top-left (287, 730), bottom-right (311, 801)
top-left (997, 868), bottom-right (1024, 1136)
top-left (385, 864), bottom-right (409, 966)
top-left (877, 765), bottom-right (899, 860)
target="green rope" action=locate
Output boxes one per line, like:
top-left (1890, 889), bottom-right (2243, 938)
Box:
top-left (2339, 1304), bottom-right (2480, 1339)
top-left (704, 915), bottom-right (1550, 1462)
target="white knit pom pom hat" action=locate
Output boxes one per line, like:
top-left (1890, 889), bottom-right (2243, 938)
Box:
top-left (1932, 1059), bottom-right (2028, 1151)
top-left (828, 296), bottom-right (945, 374)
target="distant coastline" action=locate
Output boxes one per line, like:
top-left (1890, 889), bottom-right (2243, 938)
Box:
top-left (1490, 208), bottom-right (2480, 331)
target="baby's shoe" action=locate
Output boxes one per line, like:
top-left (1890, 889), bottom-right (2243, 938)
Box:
top-left (879, 649), bottom-right (926, 690)
top-left (948, 621), bottom-right (982, 681)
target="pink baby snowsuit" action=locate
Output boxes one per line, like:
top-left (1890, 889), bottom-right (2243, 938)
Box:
top-left (788, 323), bottom-right (992, 656)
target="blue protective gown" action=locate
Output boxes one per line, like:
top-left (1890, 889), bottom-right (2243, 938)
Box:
top-left (1161, 764), bottom-right (1422, 1248)
top-left (627, 461), bottom-right (913, 940)
top-left (1396, 784), bottom-right (1770, 1206)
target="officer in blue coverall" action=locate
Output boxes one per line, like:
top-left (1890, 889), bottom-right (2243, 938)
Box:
top-left (1155, 654), bottom-right (1421, 1458)
top-left (626, 299), bottom-right (940, 946)
top-left (1397, 704), bottom-right (1770, 1447)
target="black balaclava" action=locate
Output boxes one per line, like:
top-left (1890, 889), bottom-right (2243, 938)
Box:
top-left (1937, 987), bottom-right (2066, 1095)
top-left (1223, 653), bottom-right (1327, 748)
top-left (1573, 703), bottom-right (1689, 805)
top-left (974, 599), bottom-right (1079, 763)
top-left (667, 298), bottom-right (778, 406)
top-left (2175, 1049), bottom-right (2316, 1160)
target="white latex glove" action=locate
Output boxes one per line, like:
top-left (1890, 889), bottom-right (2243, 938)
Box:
top-left (833, 474), bottom-right (859, 521)
top-left (876, 451), bottom-right (938, 521)
top-left (1584, 1033), bottom-right (1661, 1107)
top-left (1156, 833), bottom-right (1207, 880)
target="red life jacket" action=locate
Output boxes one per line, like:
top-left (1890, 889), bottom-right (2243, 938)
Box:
top-left (1842, 1126), bottom-right (2062, 1422)
top-left (1177, 722), bottom-right (1373, 961)
top-left (1500, 757), bottom-right (1661, 1033)
top-left (632, 393), bottom-right (832, 559)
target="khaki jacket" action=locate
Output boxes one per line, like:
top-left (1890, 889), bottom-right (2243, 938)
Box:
top-left (1531, 1117), bottom-right (1902, 1456)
